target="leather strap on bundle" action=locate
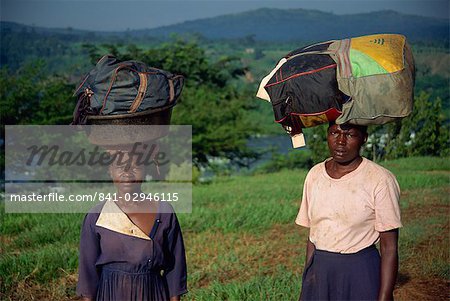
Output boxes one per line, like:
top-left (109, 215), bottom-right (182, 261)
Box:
top-left (71, 88), bottom-right (96, 125)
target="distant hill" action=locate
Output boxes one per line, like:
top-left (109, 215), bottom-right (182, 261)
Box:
top-left (0, 21), bottom-right (125, 38)
top-left (134, 8), bottom-right (449, 42)
top-left (1, 8), bottom-right (448, 43)
top-left (1, 8), bottom-right (448, 72)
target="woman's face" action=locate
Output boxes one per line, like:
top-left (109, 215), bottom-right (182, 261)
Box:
top-left (327, 124), bottom-right (367, 164)
top-left (109, 152), bottom-right (147, 194)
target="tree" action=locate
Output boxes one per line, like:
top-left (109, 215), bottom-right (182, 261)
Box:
top-left (303, 126), bottom-right (330, 164)
top-left (0, 61), bottom-right (73, 127)
top-left (1, 61), bottom-right (74, 177)
top-left (81, 43), bottom-right (101, 65)
top-left (385, 92), bottom-right (450, 158)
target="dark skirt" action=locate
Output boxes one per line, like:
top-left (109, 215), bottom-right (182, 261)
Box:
top-left (300, 245), bottom-right (381, 301)
top-left (96, 262), bottom-right (169, 301)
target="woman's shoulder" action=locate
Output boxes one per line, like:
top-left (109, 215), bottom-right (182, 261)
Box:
top-left (158, 201), bottom-right (176, 214)
top-left (82, 202), bottom-right (105, 225)
top-left (307, 160), bottom-right (328, 177)
top-left (362, 158), bottom-right (398, 181)
top-left (88, 202), bottom-right (106, 213)
top-left (157, 202), bottom-right (183, 230)
top-left (158, 202), bottom-right (180, 221)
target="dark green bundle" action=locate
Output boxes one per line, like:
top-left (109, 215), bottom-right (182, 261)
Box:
top-left (72, 55), bottom-right (184, 125)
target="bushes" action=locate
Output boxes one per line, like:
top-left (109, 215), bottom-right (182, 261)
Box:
top-left (254, 150), bottom-right (313, 174)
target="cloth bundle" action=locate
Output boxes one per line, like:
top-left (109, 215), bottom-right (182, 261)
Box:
top-left (72, 55), bottom-right (183, 147)
top-left (72, 55), bottom-right (184, 125)
top-left (257, 34), bottom-right (415, 147)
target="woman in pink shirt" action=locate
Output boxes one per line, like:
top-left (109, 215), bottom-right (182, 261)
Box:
top-left (296, 123), bottom-right (402, 301)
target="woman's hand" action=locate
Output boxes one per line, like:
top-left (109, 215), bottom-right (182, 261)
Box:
top-left (80, 297), bottom-right (94, 301)
top-left (305, 239), bottom-right (315, 267)
top-left (378, 229), bottom-right (399, 301)
top-left (170, 296), bottom-right (181, 301)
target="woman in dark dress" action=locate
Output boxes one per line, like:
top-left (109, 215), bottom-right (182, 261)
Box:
top-left (77, 150), bottom-right (187, 301)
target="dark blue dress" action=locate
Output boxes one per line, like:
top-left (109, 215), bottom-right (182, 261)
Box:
top-left (300, 245), bottom-right (381, 301)
top-left (76, 201), bottom-right (187, 301)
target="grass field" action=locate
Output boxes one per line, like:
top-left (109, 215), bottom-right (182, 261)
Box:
top-left (1, 156), bottom-right (449, 300)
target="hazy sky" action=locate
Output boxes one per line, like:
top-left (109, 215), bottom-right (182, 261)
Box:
top-left (1, 0), bottom-right (449, 31)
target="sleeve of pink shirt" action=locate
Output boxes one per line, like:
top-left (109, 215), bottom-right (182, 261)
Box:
top-left (295, 172), bottom-right (311, 227)
top-left (374, 170), bottom-right (402, 232)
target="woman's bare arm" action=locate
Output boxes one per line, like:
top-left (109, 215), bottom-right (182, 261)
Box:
top-left (305, 239), bottom-right (315, 266)
top-left (378, 229), bottom-right (399, 301)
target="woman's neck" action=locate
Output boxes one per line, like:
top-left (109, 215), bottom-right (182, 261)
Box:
top-left (115, 189), bottom-right (152, 213)
top-left (326, 156), bottom-right (363, 179)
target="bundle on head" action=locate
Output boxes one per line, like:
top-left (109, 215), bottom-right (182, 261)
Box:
top-left (256, 34), bottom-right (415, 148)
top-left (72, 55), bottom-right (184, 126)
top-left (72, 55), bottom-right (184, 147)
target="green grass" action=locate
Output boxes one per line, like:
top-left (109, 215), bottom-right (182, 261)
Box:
top-left (181, 169), bottom-right (307, 233)
top-left (188, 268), bottom-right (302, 301)
top-left (381, 156), bottom-right (450, 172)
top-left (1, 156), bottom-right (449, 300)
top-left (380, 157), bottom-right (450, 190)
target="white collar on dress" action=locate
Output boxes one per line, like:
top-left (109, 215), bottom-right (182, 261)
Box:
top-left (95, 200), bottom-right (151, 240)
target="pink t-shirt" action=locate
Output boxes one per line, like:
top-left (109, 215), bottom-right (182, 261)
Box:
top-left (296, 157), bottom-right (402, 254)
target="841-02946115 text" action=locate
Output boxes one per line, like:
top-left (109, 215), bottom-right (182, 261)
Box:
top-left (98, 192), bottom-right (179, 202)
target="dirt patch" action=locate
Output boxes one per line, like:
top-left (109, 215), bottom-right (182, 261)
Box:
top-left (403, 203), bottom-right (449, 220)
top-left (0, 235), bottom-right (17, 254)
top-left (5, 272), bottom-right (78, 301)
top-left (394, 188), bottom-right (449, 300)
top-left (258, 224), bottom-right (306, 272)
top-left (399, 187), bottom-right (449, 224)
top-left (395, 277), bottom-right (449, 301)
top-left (185, 224), bottom-right (306, 288)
